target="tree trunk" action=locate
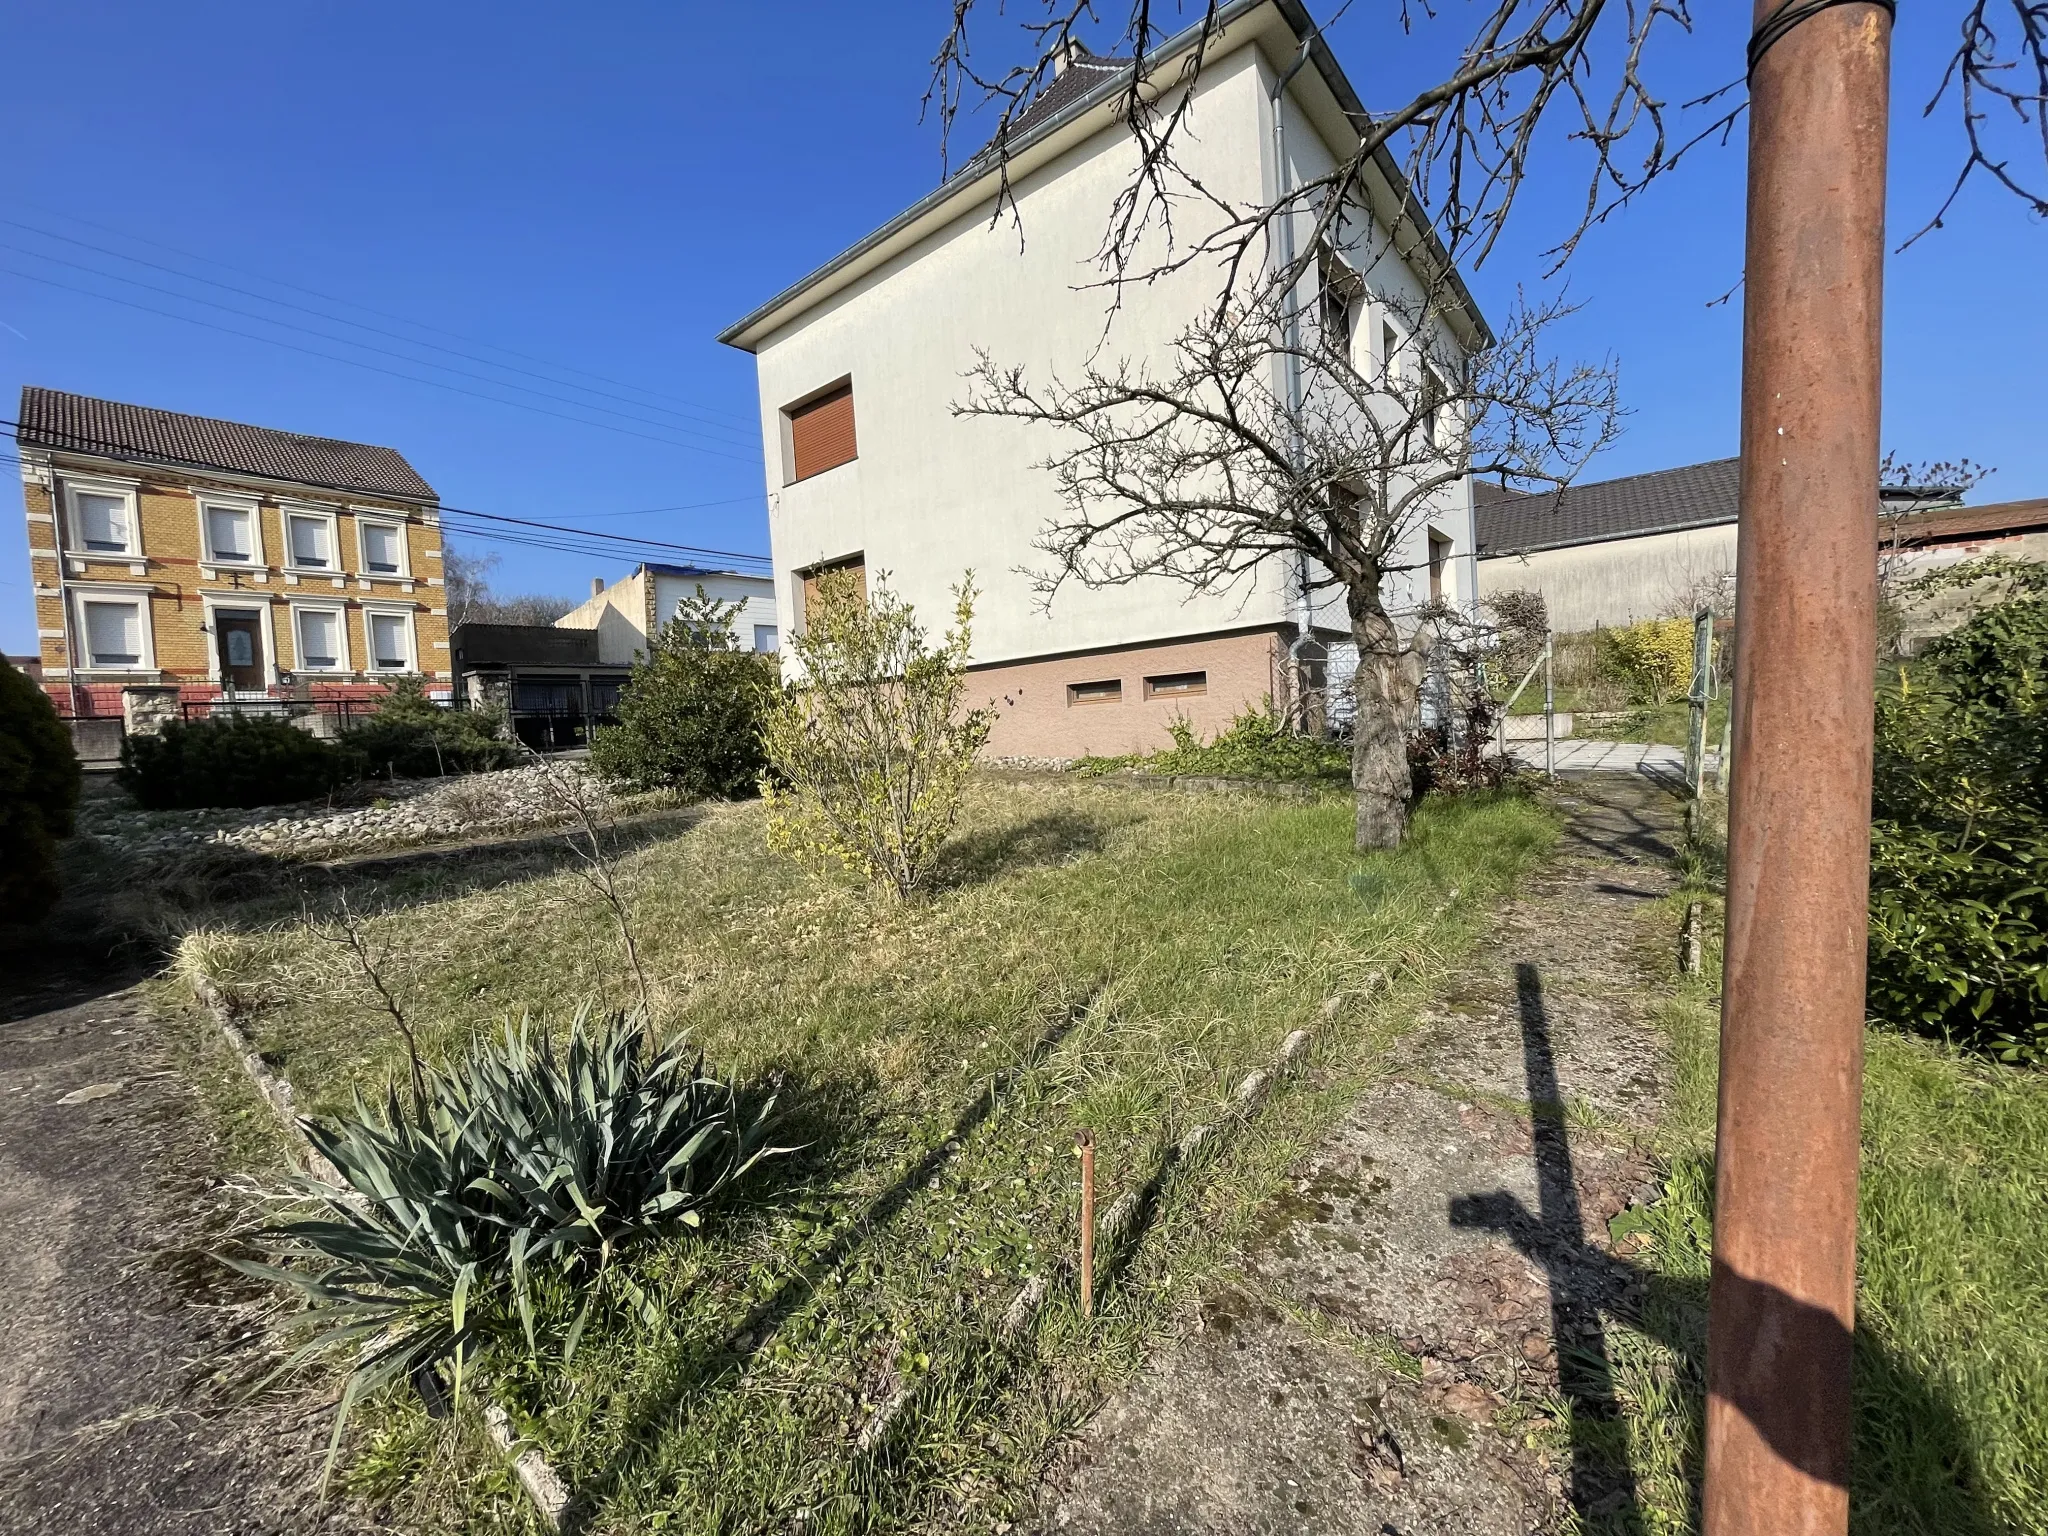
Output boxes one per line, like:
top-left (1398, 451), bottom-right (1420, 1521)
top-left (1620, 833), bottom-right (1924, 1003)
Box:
top-left (1348, 586), bottom-right (1419, 851)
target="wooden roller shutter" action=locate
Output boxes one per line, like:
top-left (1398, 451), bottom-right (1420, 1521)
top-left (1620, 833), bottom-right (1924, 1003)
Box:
top-left (788, 383), bottom-right (857, 481)
top-left (800, 554), bottom-right (867, 624)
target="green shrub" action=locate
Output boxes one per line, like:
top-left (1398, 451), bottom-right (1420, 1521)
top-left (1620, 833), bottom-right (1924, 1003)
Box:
top-left (762, 570), bottom-right (994, 897)
top-left (0, 656), bottom-right (80, 922)
top-left (120, 715), bottom-right (357, 810)
top-left (1868, 597), bottom-right (2048, 1061)
top-left (1075, 703), bottom-right (1351, 783)
top-left (346, 675), bottom-right (515, 778)
top-left (232, 1008), bottom-right (787, 1477)
top-left (1598, 617), bottom-right (1697, 703)
top-left (590, 589), bottom-right (778, 796)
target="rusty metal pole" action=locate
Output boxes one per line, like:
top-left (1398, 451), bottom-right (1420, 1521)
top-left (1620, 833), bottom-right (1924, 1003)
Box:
top-left (1076, 1129), bottom-right (1097, 1319)
top-left (1705, 5), bottom-right (1891, 1534)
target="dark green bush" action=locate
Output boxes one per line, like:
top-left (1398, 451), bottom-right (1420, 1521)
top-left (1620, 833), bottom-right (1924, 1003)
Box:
top-left (1868, 595), bottom-right (2048, 1062)
top-left (121, 714), bottom-right (356, 810)
top-left (231, 1008), bottom-right (787, 1475)
top-left (346, 675), bottom-right (515, 778)
top-left (590, 588), bottom-right (778, 796)
top-left (0, 656), bottom-right (81, 922)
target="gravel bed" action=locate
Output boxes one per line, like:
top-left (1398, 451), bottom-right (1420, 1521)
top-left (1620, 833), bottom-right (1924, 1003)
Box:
top-left (79, 764), bottom-right (619, 862)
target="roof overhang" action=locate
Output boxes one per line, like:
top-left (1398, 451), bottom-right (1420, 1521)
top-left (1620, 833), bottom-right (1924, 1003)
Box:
top-left (717, 0), bottom-right (1491, 354)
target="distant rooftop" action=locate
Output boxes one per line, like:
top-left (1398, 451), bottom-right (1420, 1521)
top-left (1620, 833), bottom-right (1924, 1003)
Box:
top-left (1475, 458), bottom-right (1991, 558)
top-left (18, 385), bottom-right (436, 502)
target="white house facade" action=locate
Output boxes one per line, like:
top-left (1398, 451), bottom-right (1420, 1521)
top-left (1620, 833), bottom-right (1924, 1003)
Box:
top-left (718, 0), bottom-right (1486, 758)
top-left (555, 563), bottom-right (779, 665)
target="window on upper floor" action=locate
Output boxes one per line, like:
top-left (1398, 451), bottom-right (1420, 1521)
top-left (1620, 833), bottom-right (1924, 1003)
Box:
top-left (202, 500), bottom-right (259, 565)
top-left (1318, 249), bottom-right (1362, 365)
top-left (286, 511), bottom-right (336, 570)
top-left (1428, 529), bottom-right (1454, 604)
top-left (68, 485), bottom-right (138, 555)
top-left (359, 517), bottom-right (407, 576)
top-left (783, 381), bottom-right (857, 483)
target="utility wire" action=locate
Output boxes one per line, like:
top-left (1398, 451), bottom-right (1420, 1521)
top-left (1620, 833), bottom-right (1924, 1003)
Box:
top-left (0, 265), bottom-right (759, 463)
top-left (9, 203), bottom-right (757, 428)
top-left (0, 220), bottom-right (758, 442)
top-left (0, 423), bottom-right (772, 569)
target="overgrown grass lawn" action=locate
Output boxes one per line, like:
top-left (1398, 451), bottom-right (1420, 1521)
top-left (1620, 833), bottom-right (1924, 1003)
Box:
top-left (197, 777), bottom-right (1554, 1532)
top-left (1610, 891), bottom-right (2048, 1535)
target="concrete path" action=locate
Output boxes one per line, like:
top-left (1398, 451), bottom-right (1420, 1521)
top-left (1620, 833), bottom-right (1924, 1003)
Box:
top-left (1504, 738), bottom-right (1717, 785)
top-left (0, 962), bottom-right (354, 1534)
top-left (1037, 778), bottom-right (1685, 1535)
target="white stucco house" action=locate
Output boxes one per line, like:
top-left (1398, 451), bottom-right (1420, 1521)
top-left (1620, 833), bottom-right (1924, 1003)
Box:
top-left (717, 0), bottom-right (1488, 758)
top-left (554, 562), bottom-right (779, 664)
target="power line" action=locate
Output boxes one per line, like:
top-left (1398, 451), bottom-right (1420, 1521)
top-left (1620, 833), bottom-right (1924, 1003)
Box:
top-left (11, 203), bottom-right (758, 429)
top-left (0, 264), bottom-right (761, 463)
top-left (0, 422), bottom-right (773, 570)
top-left (0, 225), bottom-right (761, 448)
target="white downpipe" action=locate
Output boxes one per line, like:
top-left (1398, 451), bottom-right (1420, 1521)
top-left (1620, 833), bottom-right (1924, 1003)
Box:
top-left (1269, 41), bottom-right (1316, 711)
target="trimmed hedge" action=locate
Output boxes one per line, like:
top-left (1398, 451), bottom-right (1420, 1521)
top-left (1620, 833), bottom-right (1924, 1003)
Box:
top-left (0, 657), bottom-right (81, 922)
top-left (345, 675), bottom-right (515, 778)
top-left (120, 715), bottom-right (357, 810)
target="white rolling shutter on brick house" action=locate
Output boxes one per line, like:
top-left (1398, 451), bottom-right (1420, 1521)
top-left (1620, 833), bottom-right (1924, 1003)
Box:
top-left (83, 600), bottom-right (143, 665)
top-left (77, 492), bottom-right (130, 551)
top-left (363, 521), bottom-right (403, 574)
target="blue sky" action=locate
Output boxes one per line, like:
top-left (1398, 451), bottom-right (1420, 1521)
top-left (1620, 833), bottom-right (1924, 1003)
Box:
top-left (3, 2), bottom-right (2040, 655)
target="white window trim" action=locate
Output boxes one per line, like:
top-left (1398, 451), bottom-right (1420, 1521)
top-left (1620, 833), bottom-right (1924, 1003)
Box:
top-left (195, 489), bottom-right (267, 572)
top-left (353, 510), bottom-right (412, 579)
top-left (281, 504), bottom-right (342, 575)
top-left (68, 583), bottom-right (158, 673)
top-left (61, 475), bottom-right (144, 559)
top-left (199, 592), bottom-right (280, 687)
top-left (287, 599), bottom-right (354, 676)
top-left (360, 602), bottom-right (419, 673)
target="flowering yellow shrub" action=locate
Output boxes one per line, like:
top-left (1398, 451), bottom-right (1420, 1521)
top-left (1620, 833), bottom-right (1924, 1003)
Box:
top-left (1600, 617), bottom-right (1697, 703)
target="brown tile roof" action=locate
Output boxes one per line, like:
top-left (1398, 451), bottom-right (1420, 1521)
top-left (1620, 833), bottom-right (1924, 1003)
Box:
top-left (1884, 497), bottom-right (2048, 545)
top-left (17, 385), bottom-right (436, 502)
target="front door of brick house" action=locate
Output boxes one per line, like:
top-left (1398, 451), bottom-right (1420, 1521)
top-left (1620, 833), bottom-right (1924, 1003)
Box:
top-left (215, 610), bottom-right (266, 692)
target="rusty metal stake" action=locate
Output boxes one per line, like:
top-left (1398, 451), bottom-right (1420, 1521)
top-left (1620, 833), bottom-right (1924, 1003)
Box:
top-left (1705, 4), bottom-right (1891, 1534)
top-left (1076, 1129), bottom-right (1096, 1319)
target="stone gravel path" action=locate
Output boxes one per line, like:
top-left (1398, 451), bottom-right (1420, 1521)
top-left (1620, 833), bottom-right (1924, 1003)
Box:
top-left (1038, 777), bottom-right (1684, 1535)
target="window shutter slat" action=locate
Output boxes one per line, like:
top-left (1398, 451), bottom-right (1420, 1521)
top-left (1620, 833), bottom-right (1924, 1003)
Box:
top-left (788, 385), bottom-right (857, 481)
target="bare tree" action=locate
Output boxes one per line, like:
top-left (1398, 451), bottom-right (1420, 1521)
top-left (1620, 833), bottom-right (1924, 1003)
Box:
top-left (528, 753), bottom-right (655, 1029)
top-left (444, 545), bottom-right (580, 629)
top-left (305, 891), bottom-right (429, 1118)
top-left (964, 285), bottom-right (1619, 847)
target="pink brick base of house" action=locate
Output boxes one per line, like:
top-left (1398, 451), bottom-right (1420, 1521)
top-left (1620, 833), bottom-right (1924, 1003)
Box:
top-left (969, 627), bottom-right (1294, 760)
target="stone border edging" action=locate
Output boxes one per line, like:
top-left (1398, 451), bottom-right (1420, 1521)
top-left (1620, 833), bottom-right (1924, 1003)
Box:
top-left (185, 977), bottom-right (570, 1531)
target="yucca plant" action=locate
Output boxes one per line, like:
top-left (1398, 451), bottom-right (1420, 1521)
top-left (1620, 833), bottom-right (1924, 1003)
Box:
top-left (231, 1006), bottom-right (788, 1479)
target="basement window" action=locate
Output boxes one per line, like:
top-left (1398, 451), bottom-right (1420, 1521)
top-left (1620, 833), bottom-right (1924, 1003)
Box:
top-left (1144, 671), bottom-right (1207, 698)
top-left (1067, 678), bottom-right (1122, 706)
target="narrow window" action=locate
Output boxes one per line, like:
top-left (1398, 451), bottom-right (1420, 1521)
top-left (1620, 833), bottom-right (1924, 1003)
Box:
top-left (1144, 671), bottom-right (1207, 699)
top-left (1382, 322), bottom-right (1401, 385)
top-left (1067, 678), bottom-right (1122, 705)
top-left (1428, 530), bottom-right (1453, 604)
top-left (1421, 368), bottom-right (1448, 450)
top-left (1318, 251), bottom-right (1358, 362)
top-left (753, 624), bottom-right (780, 654)
top-left (368, 612), bottom-right (410, 670)
top-left (361, 520), bottom-right (404, 575)
top-left (288, 514), bottom-right (332, 569)
top-left (204, 503), bottom-right (255, 563)
top-left (83, 600), bottom-right (143, 665)
top-left (296, 608), bottom-right (343, 670)
top-left (785, 382), bottom-right (857, 482)
top-left (76, 491), bottom-right (131, 552)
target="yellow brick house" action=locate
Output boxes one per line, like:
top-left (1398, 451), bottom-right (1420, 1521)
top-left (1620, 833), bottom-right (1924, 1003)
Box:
top-left (17, 387), bottom-right (448, 722)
